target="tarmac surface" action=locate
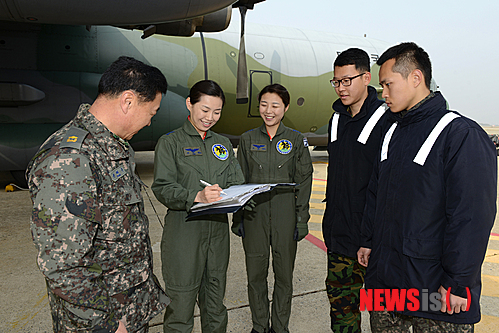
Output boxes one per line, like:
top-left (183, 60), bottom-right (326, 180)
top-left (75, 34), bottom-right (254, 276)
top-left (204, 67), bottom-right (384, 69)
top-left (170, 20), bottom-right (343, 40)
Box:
top-left (1, 140), bottom-right (498, 332)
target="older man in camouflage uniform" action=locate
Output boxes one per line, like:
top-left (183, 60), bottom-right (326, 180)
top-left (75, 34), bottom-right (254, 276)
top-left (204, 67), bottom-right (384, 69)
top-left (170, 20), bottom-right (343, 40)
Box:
top-left (27, 56), bottom-right (170, 333)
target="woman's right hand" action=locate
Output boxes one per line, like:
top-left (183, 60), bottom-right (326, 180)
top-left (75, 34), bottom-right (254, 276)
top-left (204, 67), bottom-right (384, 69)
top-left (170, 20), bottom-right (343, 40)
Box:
top-left (195, 184), bottom-right (223, 203)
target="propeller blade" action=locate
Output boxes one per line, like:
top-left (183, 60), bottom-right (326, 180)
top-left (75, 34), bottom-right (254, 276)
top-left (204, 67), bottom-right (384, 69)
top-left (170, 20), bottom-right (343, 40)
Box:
top-left (236, 6), bottom-right (248, 104)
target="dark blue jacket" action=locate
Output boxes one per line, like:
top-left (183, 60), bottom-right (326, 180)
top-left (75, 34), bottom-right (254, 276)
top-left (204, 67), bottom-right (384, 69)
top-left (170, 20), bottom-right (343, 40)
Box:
top-left (361, 92), bottom-right (497, 323)
top-left (322, 86), bottom-right (386, 258)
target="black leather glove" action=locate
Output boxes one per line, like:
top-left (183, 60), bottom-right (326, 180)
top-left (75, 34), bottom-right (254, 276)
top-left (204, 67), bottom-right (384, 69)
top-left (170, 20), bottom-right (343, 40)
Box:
top-left (293, 222), bottom-right (308, 241)
top-left (231, 209), bottom-right (245, 237)
top-left (243, 198), bottom-right (257, 211)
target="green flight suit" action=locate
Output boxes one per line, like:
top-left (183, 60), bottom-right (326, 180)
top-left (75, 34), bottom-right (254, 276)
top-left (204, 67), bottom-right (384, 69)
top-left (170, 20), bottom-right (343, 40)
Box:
top-left (235, 123), bottom-right (313, 333)
top-left (152, 120), bottom-right (244, 333)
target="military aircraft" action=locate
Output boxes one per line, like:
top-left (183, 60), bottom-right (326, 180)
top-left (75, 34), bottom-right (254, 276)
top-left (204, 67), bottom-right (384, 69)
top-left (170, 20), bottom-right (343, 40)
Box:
top-left (0, 0), bottom-right (391, 184)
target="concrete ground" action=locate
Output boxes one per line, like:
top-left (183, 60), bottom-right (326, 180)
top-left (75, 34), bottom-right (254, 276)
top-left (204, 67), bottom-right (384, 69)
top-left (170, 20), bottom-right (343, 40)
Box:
top-left (0, 146), bottom-right (498, 333)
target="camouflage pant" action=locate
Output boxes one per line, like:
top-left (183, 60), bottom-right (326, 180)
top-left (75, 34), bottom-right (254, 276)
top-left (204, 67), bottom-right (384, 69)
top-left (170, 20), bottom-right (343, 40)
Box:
top-left (370, 309), bottom-right (474, 333)
top-left (48, 289), bottom-right (151, 333)
top-left (47, 276), bottom-right (168, 333)
top-left (326, 252), bottom-right (366, 333)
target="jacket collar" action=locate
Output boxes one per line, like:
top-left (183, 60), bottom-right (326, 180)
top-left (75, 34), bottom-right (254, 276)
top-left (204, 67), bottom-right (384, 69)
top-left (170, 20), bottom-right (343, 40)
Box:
top-left (73, 104), bottom-right (129, 160)
top-left (259, 122), bottom-right (288, 138)
top-left (332, 86), bottom-right (380, 120)
top-left (182, 119), bottom-right (213, 140)
top-left (387, 92), bottom-right (447, 126)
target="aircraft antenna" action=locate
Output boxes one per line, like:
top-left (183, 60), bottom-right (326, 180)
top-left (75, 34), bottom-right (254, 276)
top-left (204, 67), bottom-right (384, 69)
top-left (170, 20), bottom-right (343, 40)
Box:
top-left (200, 32), bottom-right (209, 80)
top-left (233, 0), bottom-right (264, 104)
top-left (236, 6), bottom-right (249, 104)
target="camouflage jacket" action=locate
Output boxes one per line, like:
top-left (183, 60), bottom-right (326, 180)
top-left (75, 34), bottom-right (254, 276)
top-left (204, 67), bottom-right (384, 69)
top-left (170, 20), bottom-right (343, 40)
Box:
top-left (27, 104), bottom-right (169, 332)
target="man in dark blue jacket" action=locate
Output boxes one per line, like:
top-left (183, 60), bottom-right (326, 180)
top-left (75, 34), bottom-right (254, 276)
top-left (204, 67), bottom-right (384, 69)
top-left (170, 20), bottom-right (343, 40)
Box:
top-left (322, 48), bottom-right (386, 332)
top-left (358, 42), bottom-right (497, 331)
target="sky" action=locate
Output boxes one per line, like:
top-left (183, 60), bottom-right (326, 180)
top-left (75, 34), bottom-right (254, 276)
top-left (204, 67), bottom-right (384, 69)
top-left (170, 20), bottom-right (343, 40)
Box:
top-left (236, 0), bottom-right (499, 125)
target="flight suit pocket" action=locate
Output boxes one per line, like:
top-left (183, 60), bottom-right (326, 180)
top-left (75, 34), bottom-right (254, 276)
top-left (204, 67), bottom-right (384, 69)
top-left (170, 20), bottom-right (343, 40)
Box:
top-left (276, 154), bottom-right (295, 181)
top-left (213, 160), bottom-right (231, 185)
top-left (402, 237), bottom-right (442, 260)
top-left (294, 151), bottom-right (312, 184)
top-left (247, 152), bottom-right (267, 180)
top-left (179, 154), bottom-right (205, 180)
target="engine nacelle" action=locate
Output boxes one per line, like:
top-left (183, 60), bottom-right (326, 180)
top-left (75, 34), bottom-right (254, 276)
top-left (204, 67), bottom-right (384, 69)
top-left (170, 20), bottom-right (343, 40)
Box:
top-left (0, 0), bottom-right (235, 25)
top-left (123, 7), bottom-right (232, 38)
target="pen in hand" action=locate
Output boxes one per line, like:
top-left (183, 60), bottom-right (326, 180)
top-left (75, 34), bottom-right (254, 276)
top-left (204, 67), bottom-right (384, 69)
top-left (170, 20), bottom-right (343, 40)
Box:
top-left (199, 179), bottom-right (227, 195)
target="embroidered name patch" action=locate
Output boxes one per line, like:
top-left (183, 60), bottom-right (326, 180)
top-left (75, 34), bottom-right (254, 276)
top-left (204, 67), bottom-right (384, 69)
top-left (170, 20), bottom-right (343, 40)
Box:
top-left (251, 144), bottom-right (267, 151)
top-left (276, 139), bottom-right (292, 154)
top-left (111, 166), bottom-right (126, 182)
top-left (184, 147), bottom-right (202, 156)
top-left (212, 144), bottom-right (229, 160)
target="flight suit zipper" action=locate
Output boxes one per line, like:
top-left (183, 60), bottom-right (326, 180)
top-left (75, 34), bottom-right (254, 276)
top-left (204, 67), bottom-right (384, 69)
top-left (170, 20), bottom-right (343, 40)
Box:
top-left (267, 133), bottom-right (273, 225)
top-left (202, 138), bottom-right (211, 183)
top-left (268, 135), bottom-right (273, 183)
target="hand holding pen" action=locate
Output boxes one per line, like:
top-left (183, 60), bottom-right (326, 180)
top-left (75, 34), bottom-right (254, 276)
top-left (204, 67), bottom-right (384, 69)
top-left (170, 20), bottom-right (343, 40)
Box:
top-left (199, 180), bottom-right (227, 195)
top-left (194, 180), bottom-right (225, 203)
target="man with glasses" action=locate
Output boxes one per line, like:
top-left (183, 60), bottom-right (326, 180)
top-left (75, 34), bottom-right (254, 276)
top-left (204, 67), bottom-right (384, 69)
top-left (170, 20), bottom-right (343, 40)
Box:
top-left (322, 48), bottom-right (387, 332)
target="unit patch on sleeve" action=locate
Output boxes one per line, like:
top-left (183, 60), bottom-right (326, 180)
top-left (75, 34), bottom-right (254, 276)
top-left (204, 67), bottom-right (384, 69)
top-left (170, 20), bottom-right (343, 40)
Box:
top-left (212, 144), bottom-right (229, 160)
top-left (303, 137), bottom-right (309, 148)
top-left (250, 144), bottom-right (267, 152)
top-left (184, 147), bottom-right (203, 156)
top-left (276, 139), bottom-right (293, 154)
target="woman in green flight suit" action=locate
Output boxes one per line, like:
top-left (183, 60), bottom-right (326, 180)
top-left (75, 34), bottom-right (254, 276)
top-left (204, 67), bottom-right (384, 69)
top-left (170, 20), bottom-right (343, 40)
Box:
top-left (233, 84), bottom-right (313, 333)
top-left (152, 80), bottom-right (244, 333)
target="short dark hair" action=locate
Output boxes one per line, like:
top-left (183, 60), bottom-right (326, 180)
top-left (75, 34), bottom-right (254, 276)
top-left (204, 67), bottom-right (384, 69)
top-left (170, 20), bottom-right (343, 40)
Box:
top-left (189, 80), bottom-right (226, 107)
top-left (334, 48), bottom-right (370, 73)
top-left (258, 84), bottom-right (290, 107)
top-left (377, 42), bottom-right (432, 89)
top-left (98, 56), bottom-right (168, 102)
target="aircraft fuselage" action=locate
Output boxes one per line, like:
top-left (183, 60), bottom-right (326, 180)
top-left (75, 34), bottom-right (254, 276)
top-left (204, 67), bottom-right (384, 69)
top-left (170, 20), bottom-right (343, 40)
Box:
top-left (0, 20), bottom-right (390, 176)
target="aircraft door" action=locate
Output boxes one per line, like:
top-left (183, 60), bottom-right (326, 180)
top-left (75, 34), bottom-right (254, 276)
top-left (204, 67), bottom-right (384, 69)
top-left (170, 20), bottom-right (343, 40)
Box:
top-left (247, 70), bottom-right (272, 117)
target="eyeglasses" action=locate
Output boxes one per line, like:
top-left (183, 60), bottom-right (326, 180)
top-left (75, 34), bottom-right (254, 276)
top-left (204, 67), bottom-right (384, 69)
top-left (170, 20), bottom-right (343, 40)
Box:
top-left (330, 73), bottom-right (366, 88)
